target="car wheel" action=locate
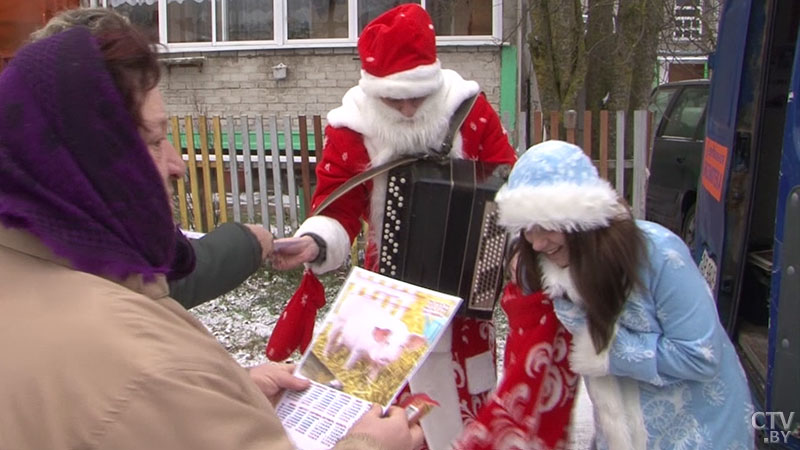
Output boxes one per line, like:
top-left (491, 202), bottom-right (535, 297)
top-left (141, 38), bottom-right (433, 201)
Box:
top-left (681, 204), bottom-right (696, 250)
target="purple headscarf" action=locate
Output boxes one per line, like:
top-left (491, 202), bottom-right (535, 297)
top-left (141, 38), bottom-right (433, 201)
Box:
top-left (0, 27), bottom-right (178, 281)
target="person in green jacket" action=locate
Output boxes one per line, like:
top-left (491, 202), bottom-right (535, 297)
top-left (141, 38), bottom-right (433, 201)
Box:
top-left (170, 222), bottom-right (272, 308)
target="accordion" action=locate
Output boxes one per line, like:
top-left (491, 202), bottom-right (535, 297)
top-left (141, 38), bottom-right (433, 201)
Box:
top-left (378, 158), bottom-right (510, 319)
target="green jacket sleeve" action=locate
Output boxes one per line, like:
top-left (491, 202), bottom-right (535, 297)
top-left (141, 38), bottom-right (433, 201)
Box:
top-left (169, 222), bottom-right (262, 309)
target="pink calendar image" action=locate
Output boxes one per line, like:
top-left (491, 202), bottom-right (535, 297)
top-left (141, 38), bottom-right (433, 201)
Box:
top-left (275, 267), bottom-right (462, 449)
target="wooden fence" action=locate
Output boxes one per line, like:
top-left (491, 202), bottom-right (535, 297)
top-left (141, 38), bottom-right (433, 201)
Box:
top-left (170, 110), bottom-right (651, 237)
top-left (530, 109), bottom-right (653, 219)
top-left (169, 114), bottom-right (323, 236)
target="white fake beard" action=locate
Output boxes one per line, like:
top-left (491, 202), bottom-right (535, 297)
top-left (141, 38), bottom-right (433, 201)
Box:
top-left (360, 89), bottom-right (451, 166)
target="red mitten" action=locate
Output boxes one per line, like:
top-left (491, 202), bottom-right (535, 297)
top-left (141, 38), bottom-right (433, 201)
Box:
top-left (265, 269), bottom-right (327, 361)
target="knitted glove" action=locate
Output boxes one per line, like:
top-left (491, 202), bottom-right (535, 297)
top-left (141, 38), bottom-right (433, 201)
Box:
top-left (265, 269), bottom-right (327, 361)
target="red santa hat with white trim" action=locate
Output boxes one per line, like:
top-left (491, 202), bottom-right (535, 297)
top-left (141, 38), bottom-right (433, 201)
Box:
top-left (358, 3), bottom-right (443, 99)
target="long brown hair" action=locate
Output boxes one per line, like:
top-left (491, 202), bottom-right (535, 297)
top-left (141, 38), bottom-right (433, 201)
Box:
top-left (513, 213), bottom-right (647, 353)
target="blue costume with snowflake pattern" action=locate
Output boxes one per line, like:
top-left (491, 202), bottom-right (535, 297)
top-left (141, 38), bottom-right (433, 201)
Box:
top-left (550, 221), bottom-right (754, 450)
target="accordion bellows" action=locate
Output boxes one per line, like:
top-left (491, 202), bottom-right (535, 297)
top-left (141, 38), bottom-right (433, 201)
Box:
top-left (379, 158), bottom-right (510, 319)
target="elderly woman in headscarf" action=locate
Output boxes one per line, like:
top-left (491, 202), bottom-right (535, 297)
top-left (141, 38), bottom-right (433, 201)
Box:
top-left (0, 19), bottom-right (421, 450)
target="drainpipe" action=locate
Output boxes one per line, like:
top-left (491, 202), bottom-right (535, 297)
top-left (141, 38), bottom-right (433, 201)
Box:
top-left (517, 0), bottom-right (524, 151)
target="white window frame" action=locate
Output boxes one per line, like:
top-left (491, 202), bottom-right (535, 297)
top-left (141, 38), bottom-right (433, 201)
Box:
top-left (101, 0), bottom-right (503, 52)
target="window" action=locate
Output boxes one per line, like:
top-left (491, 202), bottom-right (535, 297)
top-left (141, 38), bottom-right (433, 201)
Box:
top-left (109, 0), bottom-right (157, 35)
top-left (661, 86), bottom-right (709, 139)
top-left (167, 0), bottom-right (211, 43)
top-left (427, 0), bottom-right (492, 36)
top-left (216, 0), bottom-right (274, 41)
top-left (358, 0), bottom-right (414, 33)
top-left (674, 0), bottom-right (701, 41)
top-left (649, 86), bottom-right (679, 133)
top-left (103, 0), bottom-right (501, 49)
top-left (287, 0), bottom-right (348, 40)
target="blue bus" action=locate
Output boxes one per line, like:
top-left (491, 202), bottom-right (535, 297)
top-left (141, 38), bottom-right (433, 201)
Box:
top-left (694, 1), bottom-right (799, 447)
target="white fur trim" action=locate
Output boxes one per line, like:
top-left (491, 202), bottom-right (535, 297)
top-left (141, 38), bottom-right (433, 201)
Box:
top-left (495, 181), bottom-right (629, 232)
top-left (438, 69), bottom-right (480, 114)
top-left (359, 60), bottom-right (443, 99)
top-left (295, 215), bottom-right (351, 274)
top-left (539, 257), bottom-right (646, 449)
top-left (539, 257), bottom-right (611, 375)
top-left (537, 255), bottom-right (582, 304)
top-left (585, 376), bottom-right (645, 450)
top-left (569, 324), bottom-right (612, 376)
top-left (328, 69), bottom-right (480, 135)
top-left (327, 87), bottom-right (370, 134)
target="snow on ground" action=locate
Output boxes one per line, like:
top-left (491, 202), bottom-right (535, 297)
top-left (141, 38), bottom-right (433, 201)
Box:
top-left (192, 268), bottom-right (594, 449)
top-left (192, 268), bottom-right (345, 366)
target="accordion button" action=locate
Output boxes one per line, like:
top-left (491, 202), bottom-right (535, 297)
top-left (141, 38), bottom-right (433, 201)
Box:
top-left (398, 202), bottom-right (403, 208)
top-left (393, 248), bottom-right (398, 254)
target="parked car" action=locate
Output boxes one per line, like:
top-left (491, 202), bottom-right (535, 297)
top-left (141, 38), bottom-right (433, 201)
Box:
top-left (646, 78), bottom-right (710, 248)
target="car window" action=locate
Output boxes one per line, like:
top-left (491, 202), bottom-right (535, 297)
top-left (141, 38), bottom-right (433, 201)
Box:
top-left (661, 86), bottom-right (709, 139)
top-left (649, 86), bottom-right (679, 131)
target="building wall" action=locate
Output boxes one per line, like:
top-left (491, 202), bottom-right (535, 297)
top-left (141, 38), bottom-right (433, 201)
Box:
top-left (159, 45), bottom-right (505, 124)
top-left (161, 46), bottom-right (500, 123)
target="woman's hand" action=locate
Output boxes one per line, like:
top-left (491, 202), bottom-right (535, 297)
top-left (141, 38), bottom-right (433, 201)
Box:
top-left (247, 363), bottom-right (310, 405)
top-left (270, 235), bottom-right (319, 270)
top-left (346, 405), bottom-right (424, 450)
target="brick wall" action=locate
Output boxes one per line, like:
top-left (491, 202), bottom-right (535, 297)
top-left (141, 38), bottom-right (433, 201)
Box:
top-left (159, 45), bottom-right (504, 126)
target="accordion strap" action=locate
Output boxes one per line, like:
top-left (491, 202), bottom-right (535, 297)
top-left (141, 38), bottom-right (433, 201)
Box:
top-left (435, 93), bottom-right (479, 157)
top-left (312, 93), bottom-right (479, 216)
top-left (312, 155), bottom-right (419, 216)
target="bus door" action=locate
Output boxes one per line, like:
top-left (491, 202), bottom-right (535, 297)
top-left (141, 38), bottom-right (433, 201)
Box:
top-left (768, 21), bottom-right (800, 444)
top-left (697, 0), bottom-right (799, 412)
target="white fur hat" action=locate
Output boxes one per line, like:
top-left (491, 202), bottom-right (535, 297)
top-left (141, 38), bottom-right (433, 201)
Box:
top-left (495, 140), bottom-right (628, 232)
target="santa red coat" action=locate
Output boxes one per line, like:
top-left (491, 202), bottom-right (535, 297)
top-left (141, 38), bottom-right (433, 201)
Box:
top-left (453, 284), bottom-right (578, 450)
top-left (294, 70), bottom-right (517, 449)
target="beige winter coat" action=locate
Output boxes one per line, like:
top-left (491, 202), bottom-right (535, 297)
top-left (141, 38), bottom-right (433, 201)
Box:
top-left (0, 226), bottom-right (378, 450)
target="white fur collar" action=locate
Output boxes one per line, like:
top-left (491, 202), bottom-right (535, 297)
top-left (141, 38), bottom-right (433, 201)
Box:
top-left (537, 255), bottom-right (583, 305)
top-left (327, 69), bottom-right (480, 167)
